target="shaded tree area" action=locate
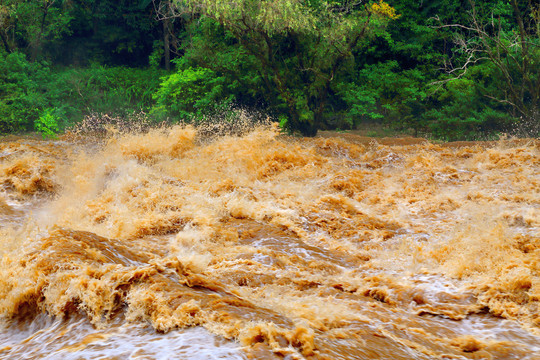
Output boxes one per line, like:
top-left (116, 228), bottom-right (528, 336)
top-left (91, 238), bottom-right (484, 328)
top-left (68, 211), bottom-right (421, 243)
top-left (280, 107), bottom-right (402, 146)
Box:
top-left (0, 0), bottom-right (538, 139)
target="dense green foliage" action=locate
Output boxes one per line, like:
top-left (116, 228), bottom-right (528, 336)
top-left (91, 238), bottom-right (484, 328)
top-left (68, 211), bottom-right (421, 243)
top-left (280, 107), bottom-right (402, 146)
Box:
top-left (0, 51), bottom-right (165, 134)
top-left (0, 0), bottom-right (538, 139)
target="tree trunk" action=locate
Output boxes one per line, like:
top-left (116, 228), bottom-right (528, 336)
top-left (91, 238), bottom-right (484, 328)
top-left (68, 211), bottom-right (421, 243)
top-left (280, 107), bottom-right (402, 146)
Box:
top-left (0, 32), bottom-right (11, 53)
top-left (30, 4), bottom-right (50, 62)
top-left (287, 113), bottom-right (318, 137)
top-left (163, 18), bottom-right (171, 71)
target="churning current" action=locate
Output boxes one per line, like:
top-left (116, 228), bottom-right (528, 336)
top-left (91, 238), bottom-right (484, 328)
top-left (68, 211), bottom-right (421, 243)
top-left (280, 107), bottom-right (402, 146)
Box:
top-left (0, 124), bottom-right (539, 359)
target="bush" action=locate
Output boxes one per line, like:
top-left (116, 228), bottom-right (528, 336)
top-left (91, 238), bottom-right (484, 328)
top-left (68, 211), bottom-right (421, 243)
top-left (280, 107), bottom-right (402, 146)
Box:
top-left (35, 108), bottom-right (61, 138)
top-left (0, 52), bottom-right (166, 134)
top-left (426, 62), bottom-right (515, 141)
top-left (334, 61), bottom-right (428, 135)
top-left (48, 65), bottom-right (166, 123)
top-left (151, 66), bottom-right (234, 122)
top-left (0, 52), bottom-right (51, 133)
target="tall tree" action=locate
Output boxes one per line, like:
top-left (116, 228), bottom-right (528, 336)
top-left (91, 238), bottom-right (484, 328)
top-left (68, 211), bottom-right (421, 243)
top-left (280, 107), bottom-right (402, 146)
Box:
top-left (152, 1), bottom-right (175, 70)
top-left (171, 0), bottom-right (398, 136)
top-left (0, 0), bottom-right (73, 61)
top-left (0, 4), bottom-right (13, 53)
top-left (438, 0), bottom-right (539, 134)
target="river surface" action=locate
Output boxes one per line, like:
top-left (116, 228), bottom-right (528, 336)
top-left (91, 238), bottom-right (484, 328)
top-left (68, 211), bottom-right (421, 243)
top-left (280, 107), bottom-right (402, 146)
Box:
top-left (0, 124), bottom-right (539, 359)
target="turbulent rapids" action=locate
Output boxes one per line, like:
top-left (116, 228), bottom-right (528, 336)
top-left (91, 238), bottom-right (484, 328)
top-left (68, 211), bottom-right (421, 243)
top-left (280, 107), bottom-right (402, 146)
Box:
top-left (0, 123), bottom-right (539, 359)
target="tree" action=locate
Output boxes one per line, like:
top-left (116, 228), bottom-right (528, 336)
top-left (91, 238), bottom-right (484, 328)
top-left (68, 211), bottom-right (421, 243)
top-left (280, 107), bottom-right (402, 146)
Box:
top-left (0, 4), bottom-right (13, 53)
top-left (150, 0), bottom-right (180, 71)
top-left (437, 0), bottom-right (539, 136)
top-left (170, 0), bottom-right (398, 136)
top-left (0, 0), bottom-right (73, 61)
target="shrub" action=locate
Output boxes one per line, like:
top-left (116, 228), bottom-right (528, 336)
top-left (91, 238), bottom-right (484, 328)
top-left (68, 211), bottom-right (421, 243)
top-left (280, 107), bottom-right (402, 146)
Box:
top-left (35, 108), bottom-right (61, 138)
top-left (0, 52), bottom-right (51, 133)
top-left (48, 65), bottom-right (165, 121)
top-left (334, 61), bottom-right (428, 136)
top-left (0, 53), bottom-right (166, 134)
top-left (151, 66), bottom-right (234, 122)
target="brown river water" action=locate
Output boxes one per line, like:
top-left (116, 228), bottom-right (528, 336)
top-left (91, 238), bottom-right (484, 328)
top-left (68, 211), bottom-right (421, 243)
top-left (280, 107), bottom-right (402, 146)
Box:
top-left (0, 124), bottom-right (538, 359)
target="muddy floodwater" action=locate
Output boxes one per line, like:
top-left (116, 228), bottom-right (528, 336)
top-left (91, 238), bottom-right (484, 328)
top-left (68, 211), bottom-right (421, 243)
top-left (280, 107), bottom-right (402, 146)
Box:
top-left (0, 125), bottom-right (538, 359)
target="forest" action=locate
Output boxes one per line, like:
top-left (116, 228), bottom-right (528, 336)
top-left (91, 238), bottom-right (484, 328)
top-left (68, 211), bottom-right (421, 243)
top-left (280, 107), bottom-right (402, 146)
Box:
top-left (0, 0), bottom-right (538, 140)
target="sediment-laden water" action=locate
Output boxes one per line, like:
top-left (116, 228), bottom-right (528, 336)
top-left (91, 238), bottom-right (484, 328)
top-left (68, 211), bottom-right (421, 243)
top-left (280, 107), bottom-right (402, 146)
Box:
top-left (0, 124), bottom-right (538, 359)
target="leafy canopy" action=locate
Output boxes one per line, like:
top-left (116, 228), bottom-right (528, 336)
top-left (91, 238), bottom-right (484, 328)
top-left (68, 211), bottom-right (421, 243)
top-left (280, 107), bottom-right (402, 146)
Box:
top-left (174, 0), bottom-right (398, 135)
